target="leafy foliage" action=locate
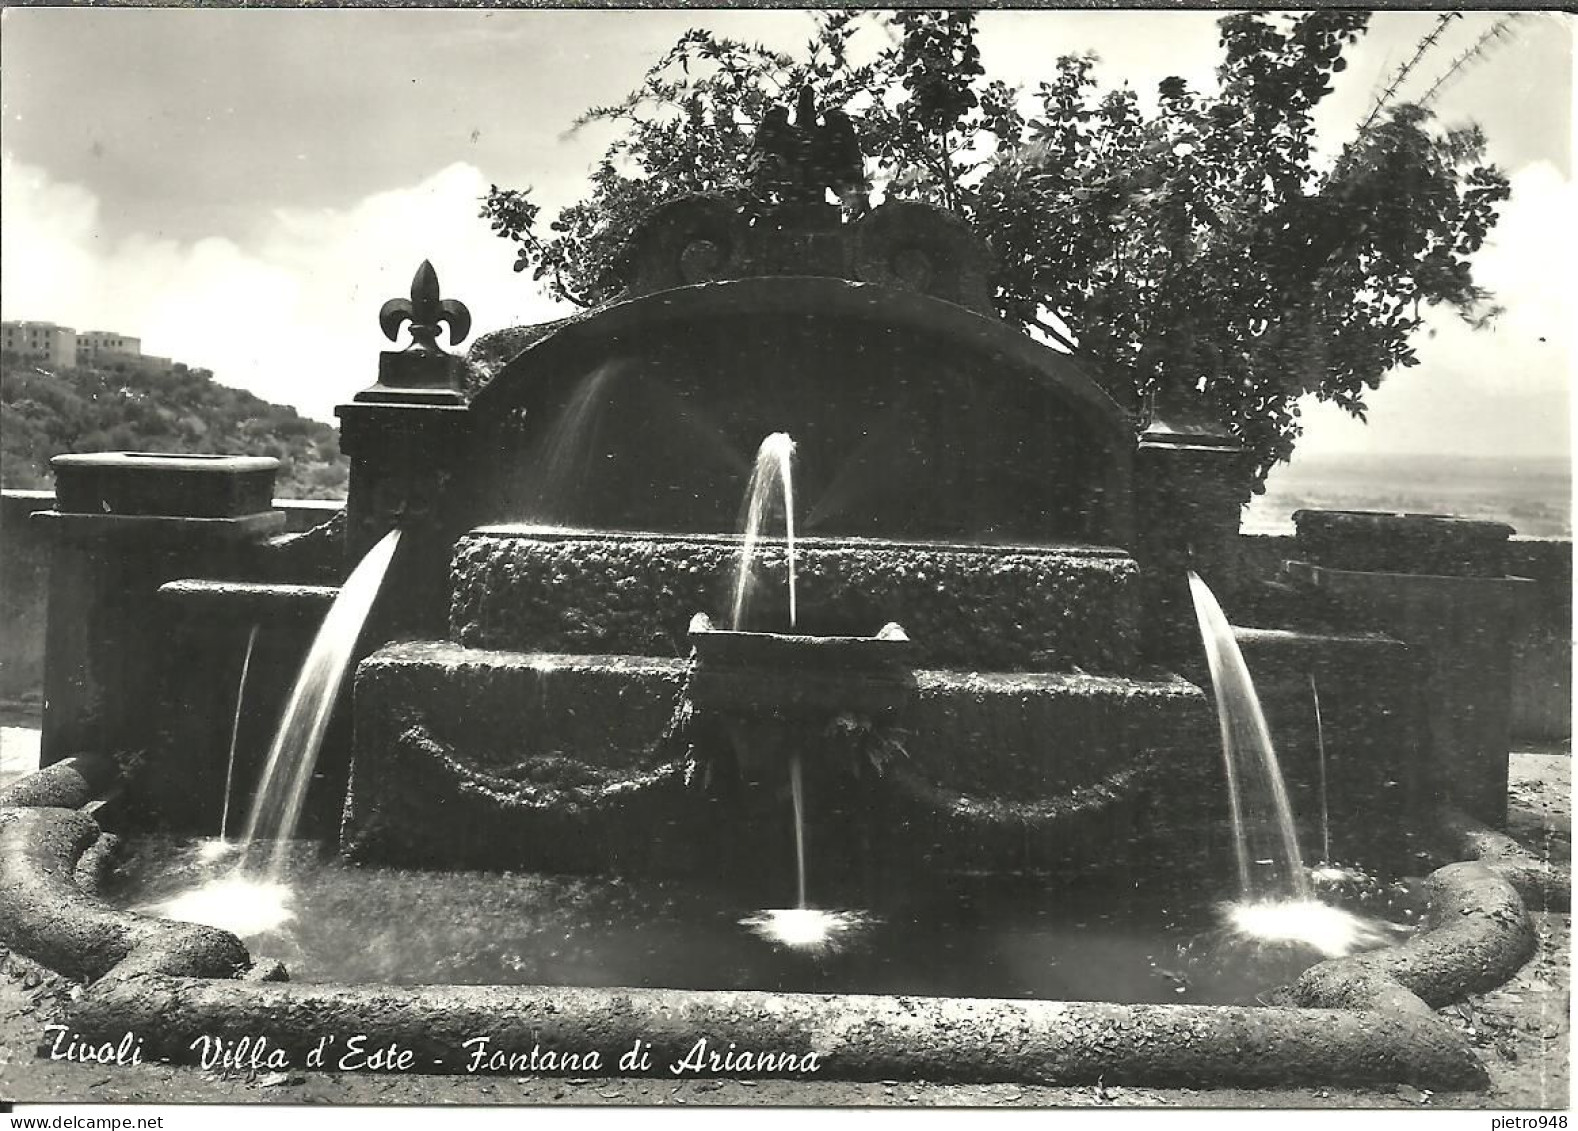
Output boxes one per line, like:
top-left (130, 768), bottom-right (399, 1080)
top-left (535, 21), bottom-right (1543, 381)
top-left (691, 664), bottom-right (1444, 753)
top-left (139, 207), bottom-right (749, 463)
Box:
top-left (481, 10), bottom-right (1509, 493)
top-left (0, 354), bottom-right (349, 499)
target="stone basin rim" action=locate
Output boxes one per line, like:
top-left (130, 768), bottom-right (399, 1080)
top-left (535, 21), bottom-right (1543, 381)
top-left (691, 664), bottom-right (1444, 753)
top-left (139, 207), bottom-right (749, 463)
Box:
top-left (0, 794), bottom-right (1497, 1090)
top-left (50, 452), bottom-right (281, 472)
top-left (466, 523), bottom-right (1131, 559)
top-left (0, 756), bottom-right (1554, 1090)
top-left (1291, 508), bottom-right (1517, 532)
top-left (1283, 560), bottom-right (1536, 588)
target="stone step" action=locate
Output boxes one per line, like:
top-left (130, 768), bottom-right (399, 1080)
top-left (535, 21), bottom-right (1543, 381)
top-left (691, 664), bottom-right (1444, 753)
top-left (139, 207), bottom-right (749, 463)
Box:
top-left (352, 641), bottom-right (1207, 796)
top-left (449, 527), bottom-right (1141, 674)
top-left (345, 640), bottom-right (1210, 873)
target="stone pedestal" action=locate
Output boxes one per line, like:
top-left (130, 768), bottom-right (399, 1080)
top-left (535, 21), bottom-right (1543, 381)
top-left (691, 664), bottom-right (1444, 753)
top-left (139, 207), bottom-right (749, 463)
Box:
top-left (1285, 511), bottom-right (1530, 827)
top-left (1132, 404), bottom-right (1248, 665)
top-left (336, 355), bottom-right (476, 640)
top-left (35, 454), bottom-right (284, 769)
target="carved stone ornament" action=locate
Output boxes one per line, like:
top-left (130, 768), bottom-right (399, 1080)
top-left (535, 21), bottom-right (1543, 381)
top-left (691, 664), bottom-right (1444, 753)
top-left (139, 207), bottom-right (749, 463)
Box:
top-left (379, 260), bottom-right (472, 355)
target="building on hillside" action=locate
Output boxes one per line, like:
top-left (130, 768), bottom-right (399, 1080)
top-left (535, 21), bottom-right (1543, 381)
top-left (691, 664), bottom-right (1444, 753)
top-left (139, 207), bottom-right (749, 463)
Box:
top-left (121, 354), bottom-right (176, 377)
top-left (0, 321), bottom-right (78, 367)
top-left (77, 331), bottom-right (143, 363)
top-left (3, 321), bottom-right (183, 376)
top-left (73, 330), bottom-right (177, 377)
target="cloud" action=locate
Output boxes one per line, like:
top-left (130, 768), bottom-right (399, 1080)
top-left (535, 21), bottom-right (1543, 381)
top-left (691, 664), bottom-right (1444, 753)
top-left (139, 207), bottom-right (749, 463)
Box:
top-left (1, 156), bottom-right (567, 421)
top-left (4, 148), bottom-right (1570, 459)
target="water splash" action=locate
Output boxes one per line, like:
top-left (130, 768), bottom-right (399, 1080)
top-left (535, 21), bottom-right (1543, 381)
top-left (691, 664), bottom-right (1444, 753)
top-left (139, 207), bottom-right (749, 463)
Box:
top-left (195, 838), bottom-right (240, 865)
top-left (219, 624), bottom-right (260, 842)
top-left (1221, 898), bottom-right (1400, 959)
top-left (740, 758), bottom-right (877, 955)
top-left (1186, 571), bottom-right (1309, 902)
top-left (739, 907), bottom-right (874, 956)
top-left (147, 874), bottom-right (295, 939)
top-left (241, 529), bottom-right (402, 879)
top-left (740, 739), bottom-right (870, 955)
top-left (730, 433), bottom-right (797, 631)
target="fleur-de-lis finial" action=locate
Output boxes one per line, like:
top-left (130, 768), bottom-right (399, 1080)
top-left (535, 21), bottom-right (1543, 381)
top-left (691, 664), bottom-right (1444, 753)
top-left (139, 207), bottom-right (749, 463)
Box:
top-left (379, 261), bottom-right (471, 355)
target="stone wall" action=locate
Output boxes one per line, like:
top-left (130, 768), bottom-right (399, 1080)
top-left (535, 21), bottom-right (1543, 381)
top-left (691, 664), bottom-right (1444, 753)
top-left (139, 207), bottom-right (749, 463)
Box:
top-left (1238, 532), bottom-right (1571, 742)
top-left (0, 490), bottom-right (340, 702)
top-left (1506, 537), bottom-right (1573, 741)
top-left (0, 491), bottom-right (54, 699)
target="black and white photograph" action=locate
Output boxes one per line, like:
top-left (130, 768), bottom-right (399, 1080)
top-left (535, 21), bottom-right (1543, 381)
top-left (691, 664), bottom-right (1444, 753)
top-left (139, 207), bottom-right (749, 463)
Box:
top-left (0, 4), bottom-right (1570, 1121)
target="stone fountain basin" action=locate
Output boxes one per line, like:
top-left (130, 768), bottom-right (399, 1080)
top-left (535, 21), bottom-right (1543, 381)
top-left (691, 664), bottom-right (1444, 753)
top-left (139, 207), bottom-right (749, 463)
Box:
top-left (0, 757), bottom-right (1554, 1090)
top-left (685, 612), bottom-right (916, 717)
top-left (158, 579), bottom-right (341, 623)
top-left (50, 451), bottom-right (281, 520)
top-left (686, 612), bottom-right (914, 671)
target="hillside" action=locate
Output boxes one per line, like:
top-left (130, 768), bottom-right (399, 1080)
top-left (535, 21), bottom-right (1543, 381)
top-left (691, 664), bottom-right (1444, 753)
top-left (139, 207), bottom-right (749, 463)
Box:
top-left (0, 354), bottom-right (349, 499)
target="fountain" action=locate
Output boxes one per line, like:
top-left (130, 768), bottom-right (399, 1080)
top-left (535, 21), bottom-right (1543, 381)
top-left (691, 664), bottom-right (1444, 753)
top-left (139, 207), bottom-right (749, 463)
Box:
top-left (1187, 570), bottom-right (1310, 902)
top-left (128, 528), bottom-right (405, 941)
top-left (1310, 672), bottom-right (1332, 868)
top-left (722, 432), bottom-right (877, 955)
top-left (217, 623), bottom-right (259, 844)
top-left (0, 99), bottom-right (1552, 1095)
top-left (1187, 569), bottom-right (1401, 967)
top-left (241, 527), bottom-right (401, 874)
top-left (730, 432), bottom-right (797, 633)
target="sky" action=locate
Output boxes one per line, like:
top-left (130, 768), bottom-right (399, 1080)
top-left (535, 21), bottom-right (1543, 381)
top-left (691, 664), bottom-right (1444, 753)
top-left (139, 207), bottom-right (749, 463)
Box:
top-left (1, 8), bottom-right (1572, 478)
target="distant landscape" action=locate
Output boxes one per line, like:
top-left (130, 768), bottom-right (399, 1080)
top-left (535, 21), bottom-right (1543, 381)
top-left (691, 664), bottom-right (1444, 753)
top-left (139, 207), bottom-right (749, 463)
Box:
top-left (0, 354), bottom-right (349, 499)
top-left (1244, 451), bottom-right (1572, 539)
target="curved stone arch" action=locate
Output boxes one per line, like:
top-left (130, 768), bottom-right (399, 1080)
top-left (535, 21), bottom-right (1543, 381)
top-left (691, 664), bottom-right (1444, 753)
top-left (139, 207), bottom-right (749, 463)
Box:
top-left (468, 276), bottom-right (1134, 547)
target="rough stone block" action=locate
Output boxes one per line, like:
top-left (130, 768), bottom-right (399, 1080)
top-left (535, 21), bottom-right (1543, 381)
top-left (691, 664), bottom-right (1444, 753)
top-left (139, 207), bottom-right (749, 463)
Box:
top-left (1280, 562), bottom-right (1530, 828)
top-left (1232, 627), bottom-right (1424, 864)
top-left (450, 528), bottom-right (1141, 674)
top-left (904, 669), bottom-right (1208, 798)
top-left (51, 452), bottom-right (279, 520)
top-left (1293, 510), bottom-right (1514, 580)
top-left (343, 640), bottom-right (1212, 880)
top-left (355, 640), bottom-right (688, 772)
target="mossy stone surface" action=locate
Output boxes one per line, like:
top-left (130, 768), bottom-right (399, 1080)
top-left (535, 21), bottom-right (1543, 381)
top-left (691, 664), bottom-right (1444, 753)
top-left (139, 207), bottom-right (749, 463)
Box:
top-left (344, 641), bottom-right (1209, 878)
top-left (450, 530), bottom-right (1140, 674)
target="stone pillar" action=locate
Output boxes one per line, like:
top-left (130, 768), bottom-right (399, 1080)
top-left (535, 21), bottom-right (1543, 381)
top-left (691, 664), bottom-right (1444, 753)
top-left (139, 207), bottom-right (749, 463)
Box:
top-left (1284, 510), bottom-right (1530, 827)
top-left (1131, 398), bottom-right (1248, 665)
top-left (335, 367), bottom-right (475, 642)
top-left (336, 261), bottom-right (478, 641)
top-left (34, 454), bottom-right (284, 768)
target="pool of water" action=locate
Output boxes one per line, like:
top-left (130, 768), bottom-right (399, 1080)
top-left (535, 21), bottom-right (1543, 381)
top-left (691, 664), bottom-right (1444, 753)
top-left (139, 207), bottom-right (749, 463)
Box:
top-left (105, 837), bottom-right (1417, 1006)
